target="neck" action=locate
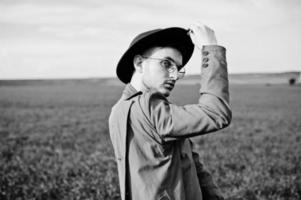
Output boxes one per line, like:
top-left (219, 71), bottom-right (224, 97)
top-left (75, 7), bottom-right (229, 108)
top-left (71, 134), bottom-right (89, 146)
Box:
top-left (130, 72), bottom-right (148, 92)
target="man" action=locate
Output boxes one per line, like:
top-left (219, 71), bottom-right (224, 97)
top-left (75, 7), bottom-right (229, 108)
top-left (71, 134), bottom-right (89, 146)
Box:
top-left (109, 23), bottom-right (231, 200)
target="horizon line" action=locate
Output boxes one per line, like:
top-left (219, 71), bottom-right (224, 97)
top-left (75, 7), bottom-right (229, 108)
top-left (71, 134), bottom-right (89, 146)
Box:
top-left (0, 71), bottom-right (300, 81)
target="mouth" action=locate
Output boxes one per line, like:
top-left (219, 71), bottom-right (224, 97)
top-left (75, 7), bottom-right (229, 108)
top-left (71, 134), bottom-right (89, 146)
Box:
top-left (163, 81), bottom-right (175, 90)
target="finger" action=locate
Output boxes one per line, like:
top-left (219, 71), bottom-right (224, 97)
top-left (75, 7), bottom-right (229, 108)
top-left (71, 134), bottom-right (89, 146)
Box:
top-left (207, 27), bottom-right (214, 35)
top-left (188, 23), bottom-right (200, 33)
top-left (203, 24), bottom-right (213, 33)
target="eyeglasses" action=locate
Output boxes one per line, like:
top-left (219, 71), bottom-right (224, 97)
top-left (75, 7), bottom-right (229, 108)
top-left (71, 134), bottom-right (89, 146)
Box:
top-left (142, 56), bottom-right (185, 79)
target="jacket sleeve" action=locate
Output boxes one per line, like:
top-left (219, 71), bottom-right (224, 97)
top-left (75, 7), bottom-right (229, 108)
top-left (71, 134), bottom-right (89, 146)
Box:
top-left (141, 45), bottom-right (232, 142)
top-left (190, 140), bottom-right (225, 200)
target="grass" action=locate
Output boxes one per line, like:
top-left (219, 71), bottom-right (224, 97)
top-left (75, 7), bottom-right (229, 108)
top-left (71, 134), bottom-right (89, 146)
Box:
top-left (0, 82), bottom-right (300, 200)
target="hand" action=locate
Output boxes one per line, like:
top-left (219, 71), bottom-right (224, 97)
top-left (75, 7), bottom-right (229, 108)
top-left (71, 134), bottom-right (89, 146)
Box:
top-left (188, 22), bottom-right (218, 49)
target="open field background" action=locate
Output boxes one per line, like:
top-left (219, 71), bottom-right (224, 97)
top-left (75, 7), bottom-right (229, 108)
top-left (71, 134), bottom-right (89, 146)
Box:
top-left (0, 76), bottom-right (301, 200)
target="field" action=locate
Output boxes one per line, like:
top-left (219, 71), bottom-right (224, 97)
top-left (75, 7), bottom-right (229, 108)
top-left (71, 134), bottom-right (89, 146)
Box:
top-left (0, 81), bottom-right (300, 200)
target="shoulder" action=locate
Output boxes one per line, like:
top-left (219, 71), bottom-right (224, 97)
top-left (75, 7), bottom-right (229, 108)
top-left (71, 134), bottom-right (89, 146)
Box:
top-left (109, 97), bottom-right (132, 123)
top-left (109, 99), bottom-right (121, 123)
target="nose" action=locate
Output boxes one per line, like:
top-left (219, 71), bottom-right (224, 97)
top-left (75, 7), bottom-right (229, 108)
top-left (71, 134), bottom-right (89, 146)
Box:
top-left (168, 67), bottom-right (180, 80)
top-left (169, 71), bottom-right (179, 80)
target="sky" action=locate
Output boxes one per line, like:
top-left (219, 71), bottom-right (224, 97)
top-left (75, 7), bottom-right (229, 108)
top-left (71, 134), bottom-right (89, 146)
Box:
top-left (0, 0), bottom-right (300, 79)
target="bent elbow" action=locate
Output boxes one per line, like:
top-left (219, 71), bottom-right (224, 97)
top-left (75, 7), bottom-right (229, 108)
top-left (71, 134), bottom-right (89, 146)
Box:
top-left (223, 113), bottom-right (232, 128)
top-left (215, 108), bottom-right (232, 130)
top-left (221, 109), bottom-right (232, 128)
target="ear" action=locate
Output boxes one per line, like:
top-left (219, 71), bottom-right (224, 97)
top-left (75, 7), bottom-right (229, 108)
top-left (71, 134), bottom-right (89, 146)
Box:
top-left (133, 55), bottom-right (144, 73)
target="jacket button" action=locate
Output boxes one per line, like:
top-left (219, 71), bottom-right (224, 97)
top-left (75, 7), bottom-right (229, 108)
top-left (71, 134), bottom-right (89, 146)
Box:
top-left (202, 51), bottom-right (209, 56)
top-left (202, 63), bottom-right (209, 68)
top-left (203, 57), bottom-right (209, 62)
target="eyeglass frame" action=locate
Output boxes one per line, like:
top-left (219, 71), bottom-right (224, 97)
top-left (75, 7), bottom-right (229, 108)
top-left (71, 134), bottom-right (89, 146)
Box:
top-left (141, 56), bottom-right (186, 79)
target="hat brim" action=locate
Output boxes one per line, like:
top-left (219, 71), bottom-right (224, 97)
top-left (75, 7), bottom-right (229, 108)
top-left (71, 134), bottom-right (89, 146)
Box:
top-left (116, 27), bottom-right (194, 84)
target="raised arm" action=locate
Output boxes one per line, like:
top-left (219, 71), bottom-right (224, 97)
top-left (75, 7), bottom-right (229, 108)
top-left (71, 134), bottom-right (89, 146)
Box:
top-left (139, 23), bottom-right (231, 142)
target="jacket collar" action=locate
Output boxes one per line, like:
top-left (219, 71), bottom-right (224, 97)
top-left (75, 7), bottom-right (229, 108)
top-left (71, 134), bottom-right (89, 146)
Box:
top-left (122, 84), bottom-right (142, 100)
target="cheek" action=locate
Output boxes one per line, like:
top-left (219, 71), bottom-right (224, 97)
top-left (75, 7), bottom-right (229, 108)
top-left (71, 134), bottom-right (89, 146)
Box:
top-left (151, 70), bottom-right (167, 86)
top-left (145, 66), bottom-right (166, 82)
top-left (152, 66), bottom-right (168, 79)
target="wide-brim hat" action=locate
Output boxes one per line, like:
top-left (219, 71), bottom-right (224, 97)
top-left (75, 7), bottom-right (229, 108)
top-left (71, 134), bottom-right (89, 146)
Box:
top-left (116, 27), bottom-right (194, 83)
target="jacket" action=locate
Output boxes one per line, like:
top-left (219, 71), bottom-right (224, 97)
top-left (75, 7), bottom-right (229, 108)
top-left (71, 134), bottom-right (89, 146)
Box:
top-left (109, 45), bottom-right (231, 200)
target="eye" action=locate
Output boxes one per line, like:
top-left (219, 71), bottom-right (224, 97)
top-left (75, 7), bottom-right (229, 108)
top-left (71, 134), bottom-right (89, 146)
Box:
top-left (160, 60), bottom-right (172, 69)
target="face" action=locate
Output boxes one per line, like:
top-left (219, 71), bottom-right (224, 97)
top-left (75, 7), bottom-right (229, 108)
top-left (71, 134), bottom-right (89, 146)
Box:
top-left (141, 47), bottom-right (183, 97)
